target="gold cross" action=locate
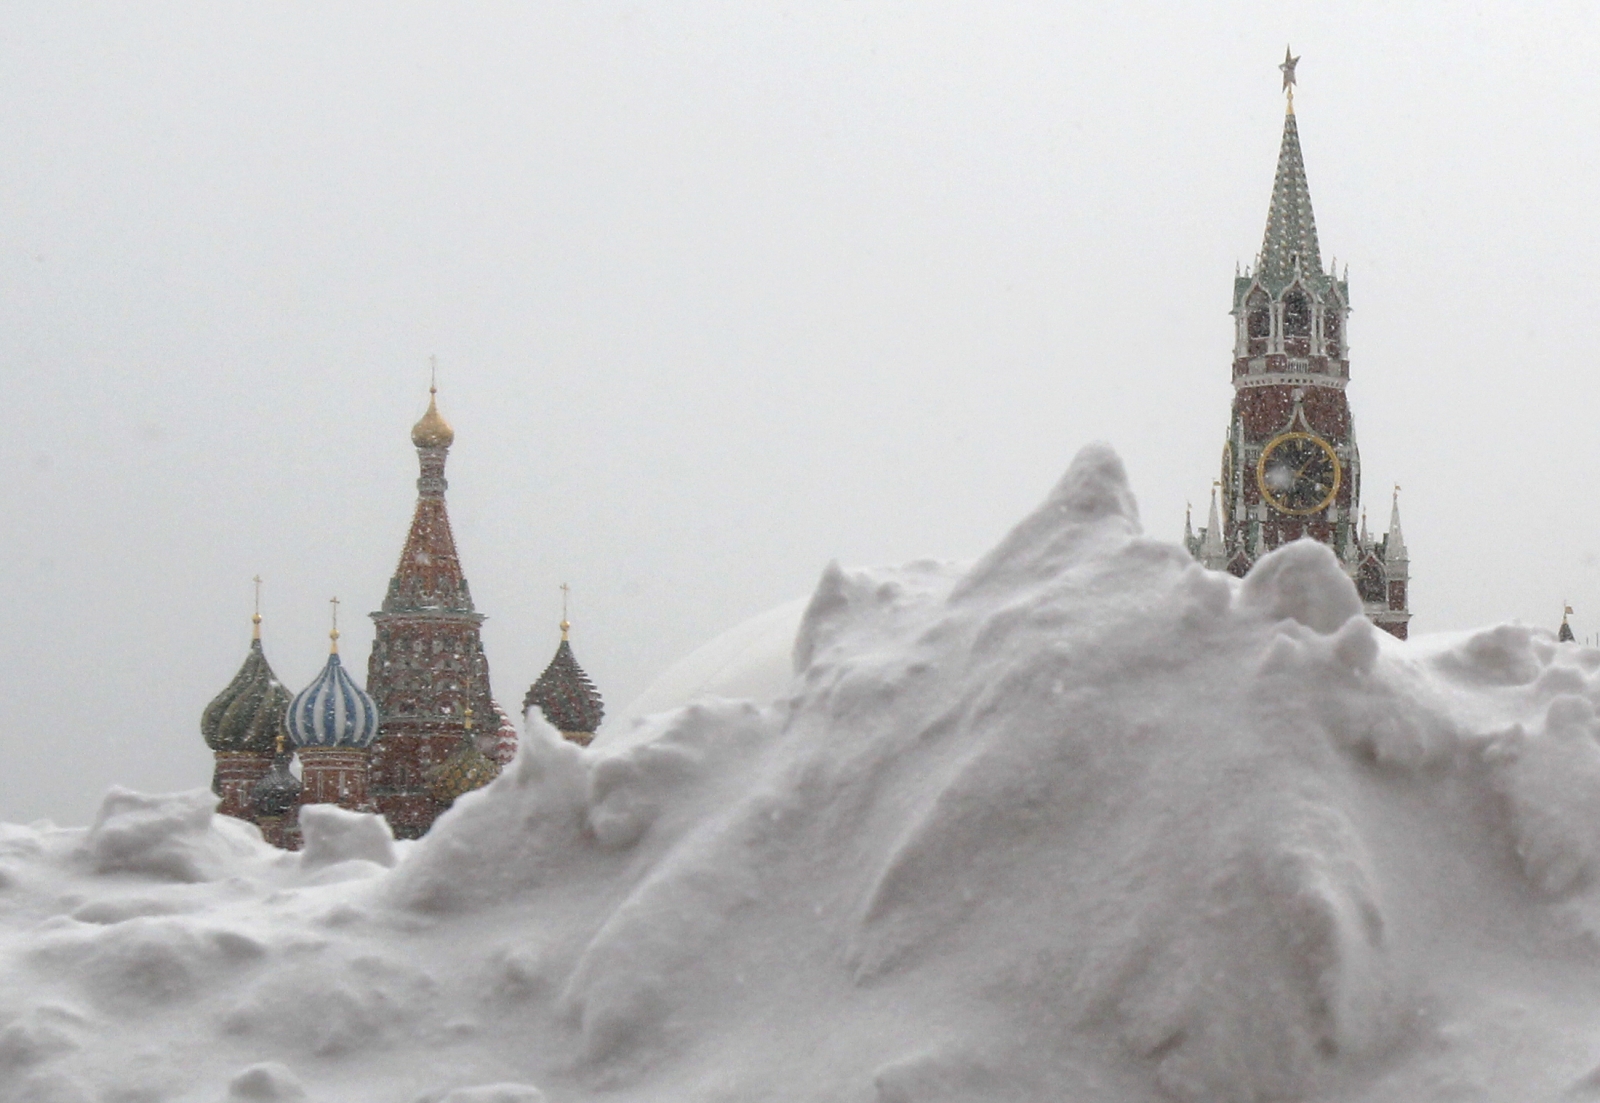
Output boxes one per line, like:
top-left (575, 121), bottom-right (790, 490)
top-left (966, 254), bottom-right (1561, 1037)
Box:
top-left (329, 596), bottom-right (341, 652)
top-left (429, 354), bottom-right (438, 393)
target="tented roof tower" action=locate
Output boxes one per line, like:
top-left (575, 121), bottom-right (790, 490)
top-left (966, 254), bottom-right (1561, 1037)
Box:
top-left (1185, 50), bottom-right (1411, 639)
top-left (365, 378), bottom-right (503, 838)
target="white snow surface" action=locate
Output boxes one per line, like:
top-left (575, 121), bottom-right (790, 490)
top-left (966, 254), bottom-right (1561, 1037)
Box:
top-left (9, 443), bottom-right (1600, 1101)
top-left (606, 596), bottom-right (807, 736)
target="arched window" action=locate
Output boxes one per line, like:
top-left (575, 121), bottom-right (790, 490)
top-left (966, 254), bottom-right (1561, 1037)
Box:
top-left (1246, 291), bottom-right (1270, 339)
top-left (1357, 560), bottom-right (1385, 604)
top-left (1283, 290), bottom-right (1312, 337)
top-left (1323, 309), bottom-right (1342, 356)
top-left (1245, 289), bottom-right (1271, 358)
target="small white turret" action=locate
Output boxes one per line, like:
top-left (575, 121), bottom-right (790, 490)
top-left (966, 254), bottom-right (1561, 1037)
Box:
top-left (1385, 486), bottom-right (1408, 577)
top-left (1202, 487), bottom-right (1226, 568)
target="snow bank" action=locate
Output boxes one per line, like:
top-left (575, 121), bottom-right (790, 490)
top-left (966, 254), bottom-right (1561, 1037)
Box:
top-left (608, 597), bottom-right (808, 734)
top-left (7, 443), bottom-right (1600, 1101)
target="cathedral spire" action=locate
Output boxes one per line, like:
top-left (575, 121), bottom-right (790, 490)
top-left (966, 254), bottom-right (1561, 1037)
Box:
top-left (367, 369), bottom-right (497, 840)
top-left (1258, 51), bottom-right (1323, 287)
top-left (383, 382), bottom-right (473, 614)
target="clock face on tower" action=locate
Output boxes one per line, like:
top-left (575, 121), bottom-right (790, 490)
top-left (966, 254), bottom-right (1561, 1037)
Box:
top-left (1256, 432), bottom-right (1341, 516)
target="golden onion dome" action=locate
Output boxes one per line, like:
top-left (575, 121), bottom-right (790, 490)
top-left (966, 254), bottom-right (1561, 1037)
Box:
top-left (411, 387), bottom-right (455, 449)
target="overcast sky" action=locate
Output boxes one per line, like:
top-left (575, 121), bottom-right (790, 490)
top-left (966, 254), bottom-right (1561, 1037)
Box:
top-left (3, 2), bottom-right (1598, 825)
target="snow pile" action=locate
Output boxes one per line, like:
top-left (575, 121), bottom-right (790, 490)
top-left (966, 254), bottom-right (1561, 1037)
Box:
top-left (6, 443), bottom-right (1600, 1100)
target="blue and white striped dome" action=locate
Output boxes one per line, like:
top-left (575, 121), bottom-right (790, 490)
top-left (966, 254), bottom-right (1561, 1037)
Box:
top-left (286, 652), bottom-right (380, 749)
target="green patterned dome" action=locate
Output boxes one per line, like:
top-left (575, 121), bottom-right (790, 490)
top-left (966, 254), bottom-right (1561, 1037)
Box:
top-left (426, 728), bottom-right (500, 806)
top-left (202, 637), bottom-right (292, 754)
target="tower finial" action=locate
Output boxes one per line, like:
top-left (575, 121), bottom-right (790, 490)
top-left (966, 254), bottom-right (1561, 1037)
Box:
top-left (560, 582), bottom-right (571, 640)
top-left (411, 362), bottom-right (455, 449)
top-left (252, 575), bottom-right (263, 639)
top-left (1280, 46), bottom-right (1300, 113)
top-left (329, 596), bottom-right (340, 654)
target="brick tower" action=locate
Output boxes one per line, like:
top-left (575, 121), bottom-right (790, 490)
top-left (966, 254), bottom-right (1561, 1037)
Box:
top-left (365, 384), bottom-right (503, 838)
top-left (1186, 51), bottom-right (1410, 639)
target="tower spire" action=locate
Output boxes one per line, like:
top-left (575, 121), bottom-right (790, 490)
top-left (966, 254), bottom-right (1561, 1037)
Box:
top-left (1259, 50), bottom-right (1322, 287)
top-left (386, 380), bottom-right (471, 613)
top-left (367, 371), bottom-right (495, 839)
top-left (1385, 485), bottom-right (1408, 565)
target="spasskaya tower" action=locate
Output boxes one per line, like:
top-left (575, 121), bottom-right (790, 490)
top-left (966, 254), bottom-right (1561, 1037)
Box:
top-left (1185, 50), bottom-right (1410, 639)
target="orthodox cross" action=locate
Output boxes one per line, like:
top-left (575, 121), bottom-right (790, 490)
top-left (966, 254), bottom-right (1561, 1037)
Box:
top-left (429, 354), bottom-right (439, 394)
top-left (329, 595), bottom-right (341, 652)
top-left (252, 574), bottom-right (263, 637)
top-left (560, 583), bottom-right (572, 639)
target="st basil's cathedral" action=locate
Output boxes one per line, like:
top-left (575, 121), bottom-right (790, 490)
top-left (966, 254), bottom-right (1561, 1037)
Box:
top-left (200, 386), bottom-right (605, 848)
top-left (1184, 51), bottom-right (1411, 639)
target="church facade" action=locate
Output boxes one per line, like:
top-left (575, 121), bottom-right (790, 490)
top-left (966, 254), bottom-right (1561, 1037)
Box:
top-left (202, 386), bottom-right (606, 848)
top-left (1185, 55), bottom-right (1410, 640)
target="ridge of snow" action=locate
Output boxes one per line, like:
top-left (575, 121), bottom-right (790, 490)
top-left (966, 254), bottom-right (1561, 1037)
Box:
top-left (4, 444), bottom-right (1600, 1100)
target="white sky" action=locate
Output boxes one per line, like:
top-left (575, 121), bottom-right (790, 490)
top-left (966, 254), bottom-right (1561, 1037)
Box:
top-left (4, 2), bottom-right (1599, 825)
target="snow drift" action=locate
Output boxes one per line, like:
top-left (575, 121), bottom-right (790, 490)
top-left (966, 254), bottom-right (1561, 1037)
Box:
top-left (6, 443), bottom-right (1600, 1101)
